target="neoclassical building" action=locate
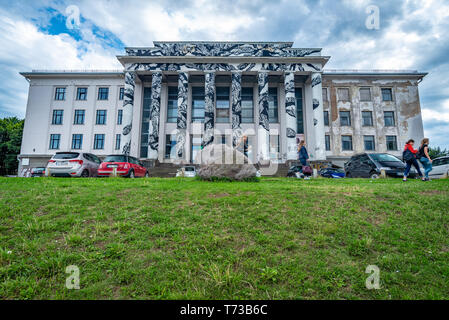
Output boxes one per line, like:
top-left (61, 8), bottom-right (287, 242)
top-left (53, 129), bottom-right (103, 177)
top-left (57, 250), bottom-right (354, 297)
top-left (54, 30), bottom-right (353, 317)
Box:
top-left (19, 41), bottom-right (427, 174)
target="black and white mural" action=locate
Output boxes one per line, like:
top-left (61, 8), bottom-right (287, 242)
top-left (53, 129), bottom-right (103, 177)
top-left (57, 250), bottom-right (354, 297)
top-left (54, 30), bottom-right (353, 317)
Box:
top-left (126, 62), bottom-right (321, 73)
top-left (126, 42), bottom-right (321, 58)
top-left (231, 71), bottom-right (242, 148)
top-left (122, 71), bottom-right (135, 155)
top-left (311, 72), bottom-right (325, 159)
top-left (284, 72), bottom-right (297, 159)
top-left (258, 72), bottom-right (269, 161)
top-left (148, 72), bottom-right (162, 159)
top-left (176, 72), bottom-right (189, 159)
top-left (202, 72), bottom-right (215, 149)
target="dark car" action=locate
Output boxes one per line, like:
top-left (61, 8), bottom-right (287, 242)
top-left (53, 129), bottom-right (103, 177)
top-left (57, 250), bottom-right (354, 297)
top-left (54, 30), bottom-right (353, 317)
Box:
top-left (31, 167), bottom-right (46, 177)
top-left (287, 165), bottom-right (303, 178)
top-left (319, 167), bottom-right (345, 178)
top-left (345, 153), bottom-right (417, 179)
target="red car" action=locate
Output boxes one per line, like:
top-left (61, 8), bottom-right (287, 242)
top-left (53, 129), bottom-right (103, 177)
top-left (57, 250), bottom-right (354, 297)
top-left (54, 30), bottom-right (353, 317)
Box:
top-left (98, 155), bottom-right (149, 178)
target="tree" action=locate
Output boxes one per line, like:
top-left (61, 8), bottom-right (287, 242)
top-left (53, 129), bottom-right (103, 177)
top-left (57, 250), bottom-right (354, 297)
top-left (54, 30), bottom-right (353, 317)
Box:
top-left (428, 146), bottom-right (449, 159)
top-left (0, 117), bottom-right (24, 176)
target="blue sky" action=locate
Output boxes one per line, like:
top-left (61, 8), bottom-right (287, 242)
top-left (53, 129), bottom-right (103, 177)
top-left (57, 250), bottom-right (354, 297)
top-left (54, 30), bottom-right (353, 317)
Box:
top-left (0, 0), bottom-right (448, 148)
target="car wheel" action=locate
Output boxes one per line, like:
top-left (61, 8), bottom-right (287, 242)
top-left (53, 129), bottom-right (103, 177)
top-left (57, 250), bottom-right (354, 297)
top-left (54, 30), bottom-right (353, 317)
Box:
top-left (370, 172), bottom-right (379, 179)
top-left (128, 170), bottom-right (135, 178)
top-left (81, 169), bottom-right (89, 178)
top-left (145, 171), bottom-right (149, 178)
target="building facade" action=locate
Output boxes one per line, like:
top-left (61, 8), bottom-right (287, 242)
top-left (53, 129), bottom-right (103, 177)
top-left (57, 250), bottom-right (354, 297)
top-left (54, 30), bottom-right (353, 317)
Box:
top-left (18, 41), bottom-right (427, 174)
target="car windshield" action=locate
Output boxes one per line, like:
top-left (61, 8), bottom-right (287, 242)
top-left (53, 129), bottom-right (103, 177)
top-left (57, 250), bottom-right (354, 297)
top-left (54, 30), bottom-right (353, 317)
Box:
top-left (53, 152), bottom-right (79, 160)
top-left (104, 155), bottom-right (128, 163)
top-left (369, 154), bottom-right (402, 163)
top-left (185, 167), bottom-right (195, 171)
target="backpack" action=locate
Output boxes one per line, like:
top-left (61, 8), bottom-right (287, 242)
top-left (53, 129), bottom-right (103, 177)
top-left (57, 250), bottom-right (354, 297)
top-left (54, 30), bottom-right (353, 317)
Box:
top-left (403, 149), bottom-right (415, 163)
top-left (302, 166), bottom-right (313, 176)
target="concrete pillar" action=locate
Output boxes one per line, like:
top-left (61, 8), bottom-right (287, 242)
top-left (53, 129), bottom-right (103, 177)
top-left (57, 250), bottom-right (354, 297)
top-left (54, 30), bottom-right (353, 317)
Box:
top-left (148, 71), bottom-right (162, 160)
top-left (231, 71), bottom-right (242, 147)
top-left (202, 71), bottom-right (215, 149)
top-left (121, 71), bottom-right (135, 155)
top-left (311, 72), bottom-right (326, 160)
top-left (258, 71), bottom-right (270, 162)
top-left (284, 72), bottom-right (297, 160)
top-left (176, 72), bottom-right (189, 160)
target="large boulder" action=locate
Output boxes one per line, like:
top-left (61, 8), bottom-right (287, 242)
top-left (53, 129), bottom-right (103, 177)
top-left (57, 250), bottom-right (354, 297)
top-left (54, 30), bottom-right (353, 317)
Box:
top-left (195, 143), bottom-right (258, 180)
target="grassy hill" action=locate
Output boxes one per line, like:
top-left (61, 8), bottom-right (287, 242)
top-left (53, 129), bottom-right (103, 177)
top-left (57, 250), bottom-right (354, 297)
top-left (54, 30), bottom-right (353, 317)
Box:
top-left (1, 177), bottom-right (448, 299)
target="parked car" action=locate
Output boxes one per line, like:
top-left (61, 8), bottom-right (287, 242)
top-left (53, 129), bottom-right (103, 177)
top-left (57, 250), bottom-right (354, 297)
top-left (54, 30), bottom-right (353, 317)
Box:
top-left (287, 165), bottom-right (303, 178)
top-left (319, 167), bottom-right (345, 178)
top-left (46, 152), bottom-right (101, 177)
top-left (176, 166), bottom-right (197, 178)
top-left (429, 156), bottom-right (449, 178)
top-left (98, 155), bottom-right (149, 178)
top-left (345, 153), bottom-right (417, 179)
top-left (31, 167), bottom-right (46, 177)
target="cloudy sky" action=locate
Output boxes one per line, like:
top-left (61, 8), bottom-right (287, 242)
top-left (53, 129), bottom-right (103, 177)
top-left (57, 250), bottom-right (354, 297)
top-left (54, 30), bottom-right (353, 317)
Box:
top-left (1, 0), bottom-right (448, 148)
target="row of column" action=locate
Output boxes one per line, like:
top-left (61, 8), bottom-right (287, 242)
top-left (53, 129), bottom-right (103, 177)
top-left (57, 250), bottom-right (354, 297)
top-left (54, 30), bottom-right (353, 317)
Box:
top-left (121, 71), bottom-right (326, 161)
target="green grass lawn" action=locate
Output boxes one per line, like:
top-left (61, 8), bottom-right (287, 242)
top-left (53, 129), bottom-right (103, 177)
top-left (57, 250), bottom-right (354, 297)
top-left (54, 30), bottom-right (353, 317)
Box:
top-left (1, 177), bottom-right (449, 299)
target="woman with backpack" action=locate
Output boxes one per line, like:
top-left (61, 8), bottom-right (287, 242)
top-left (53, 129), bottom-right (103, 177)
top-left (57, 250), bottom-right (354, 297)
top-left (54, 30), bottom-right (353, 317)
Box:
top-left (417, 138), bottom-right (433, 181)
top-left (298, 140), bottom-right (309, 167)
top-left (403, 139), bottom-right (424, 182)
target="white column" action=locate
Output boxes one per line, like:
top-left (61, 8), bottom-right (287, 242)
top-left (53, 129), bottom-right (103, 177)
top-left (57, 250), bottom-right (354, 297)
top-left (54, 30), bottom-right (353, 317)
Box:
top-left (148, 72), bottom-right (162, 160)
top-left (121, 71), bottom-right (135, 155)
top-left (202, 71), bottom-right (215, 148)
top-left (176, 72), bottom-right (189, 161)
top-left (284, 72), bottom-right (297, 160)
top-left (258, 71), bottom-right (270, 162)
top-left (311, 72), bottom-right (326, 160)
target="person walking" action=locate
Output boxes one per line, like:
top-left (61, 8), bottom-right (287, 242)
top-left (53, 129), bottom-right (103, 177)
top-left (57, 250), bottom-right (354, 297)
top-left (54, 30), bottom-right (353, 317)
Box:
top-left (298, 140), bottom-right (309, 167)
top-left (402, 139), bottom-right (424, 182)
top-left (418, 138), bottom-right (433, 181)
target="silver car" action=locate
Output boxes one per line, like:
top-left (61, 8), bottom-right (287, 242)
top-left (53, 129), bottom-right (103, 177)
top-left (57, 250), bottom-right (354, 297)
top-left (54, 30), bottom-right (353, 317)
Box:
top-left (46, 152), bottom-right (101, 177)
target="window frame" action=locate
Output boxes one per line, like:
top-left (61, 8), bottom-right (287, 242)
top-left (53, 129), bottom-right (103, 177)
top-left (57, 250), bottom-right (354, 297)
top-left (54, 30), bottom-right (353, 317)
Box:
top-left (71, 134), bottom-right (83, 150)
top-left (362, 111), bottom-right (373, 127)
top-left (323, 110), bottom-right (329, 126)
top-left (322, 87), bottom-right (328, 102)
top-left (93, 134), bottom-right (105, 150)
top-left (119, 87), bottom-right (124, 100)
top-left (268, 87), bottom-right (279, 123)
top-left (49, 134), bottom-right (61, 150)
top-left (337, 88), bottom-right (350, 102)
top-left (363, 135), bottom-right (376, 151)
top-left (115, 134), bottom-right (121, 150)
top-left (73, 109), bottom-right (85, 125)
top-left (117, 109), bottom-right (123, 125)
top-left (166, 86), bottom-right (178, 123)
top-left (54, 87), bottom-right (66, 101)
top-left (381, 88), bottom-right (393, 101)
top-left (52, 109), bottom-right (64, 125)
top-left (341, 135), bottom-right (353, 151)
top-left (97, 87), bottom-right (109, 101)
top-left (339, 110), bottom-right (351, 126)
top-left (325, 135), bottom-right (331, 151)
top-left (191, 86), bottom-right (205, 123)
top-left (386, 135), bottom-right (398, 151)
top-left (384, 111), bottom-right (395, 127)
top-left (96, 110), bottom-right (107, 125)
top-left (76, 87), bottom-right (88, 101)
top-left (359, 87), bottom-right (372, 101)
top-left (215, 86), bottom-right (231, 123)
top-left (241, 87), bottom-right (254, 123)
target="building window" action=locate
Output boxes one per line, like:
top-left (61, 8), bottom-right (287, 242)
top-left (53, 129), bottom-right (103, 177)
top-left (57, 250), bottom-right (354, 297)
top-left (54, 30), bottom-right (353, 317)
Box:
top-left (49, 134), bottom-right (60, 149)
top-left (386, 135), bottom-right (398, 151)
top-left (72, 134), bottom-right (83, 150)
top-left (381, 88), bottom-right (393, 101)
top-left (115, 134), bottom-right (121, 150)
top-left (191, 135), bottom-right (202, 163)
top-left (324, 111), bottom-right (329, 126)
top-left (119, 87), bottom-right (124, 100)
top-left (141, 87), bottom-right (152, 158)
top-left (216, 86), bottom-right (230, 123)
top-left (117, 109), bottom-right (123, 125)
top-left (165, 134), bottom-right (177, 159)
top-left (269, 135), bottom-right (280, 160)
top-left (93, 134), bottom-right (105, 150)
top-left (268, 87), bottom-right (278, 123)
top-left (338, 88), bottom-right (350, 101)
top-left (167, 86), bottom-right (178, 123)
top-left (295, 88), bottom-right (304, 134)
top-left (364, 135), bottom-right (375, 151)
top-left (325, 135), bottom-right (331, 151)
top-left (55, 87), bottom-right (66, 100)
top-left (322, 88), bottom-right (328, 102)
top-left (342, 135), bottom-right (353, 151)
top-left (97, 87), bottom-right (109, 100)
top-left (96, 110), bottom-right (107, 125)
top-left (241, 87), bottom-right (254, 123)
top-left (359, 88), bottom-right (371, 101)
top-left (362, 111), bottom-right (373, 126)
top-left (74, 110), bottom-right (85, 125)
top-left (339, 111), bottom-right (351, 126)
top-left (52, 110), bottom-right (64, 125)
top-left (192, 87), bottom-right (205, 123)
top-left (384, 111), bottom-right (395, 126)
top-left (76, 87), bottom-right (87, 100)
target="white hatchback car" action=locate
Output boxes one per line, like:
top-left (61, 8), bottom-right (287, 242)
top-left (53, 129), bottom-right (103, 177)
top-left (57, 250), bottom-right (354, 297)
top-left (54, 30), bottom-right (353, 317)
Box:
top-left (176, 166), bottom-right (196, 178)
top-left (46, 152), bottom-right (101, 177)
top-left (429, 156), bottom-right (449, 178)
